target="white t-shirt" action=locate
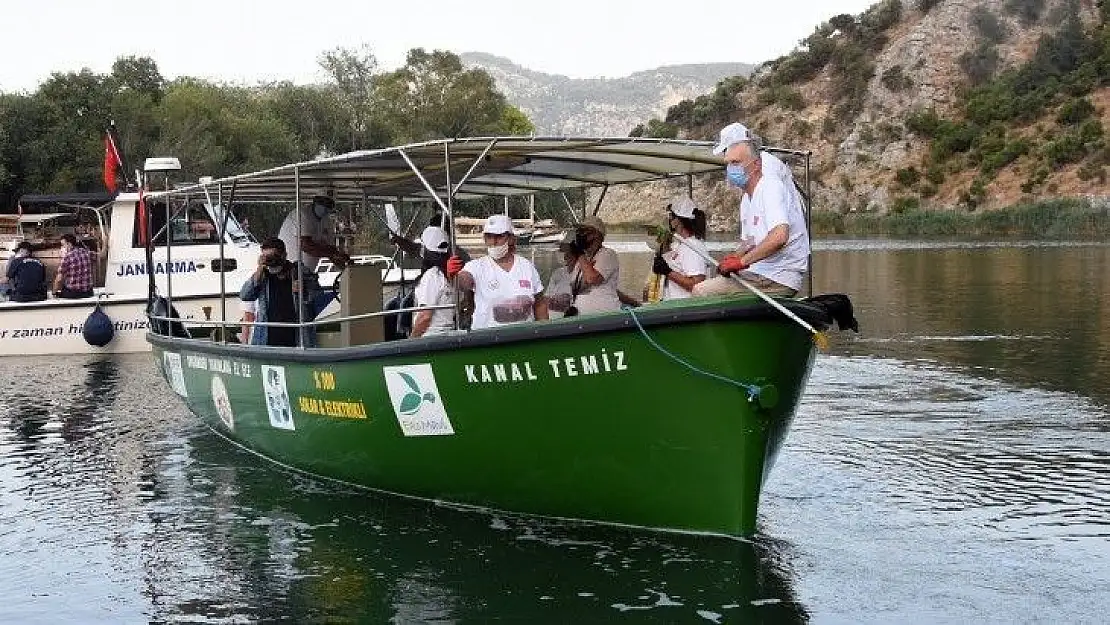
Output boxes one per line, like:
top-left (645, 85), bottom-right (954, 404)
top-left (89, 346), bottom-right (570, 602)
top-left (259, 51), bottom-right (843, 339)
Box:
top-left (570, 246), bottom-right (621, 313)
top-left (545, 265), bottom-right (575, 319)
top-left (739, 174), bottom-right (810, 291)
top-left (277, 204), bottom-right (334, 269)
top-left (414, 267), bottom-right (455, 335)
top-left (662, 237), bottom-right (710, 301)
top-left (463, 255), bottom-right (545, 329)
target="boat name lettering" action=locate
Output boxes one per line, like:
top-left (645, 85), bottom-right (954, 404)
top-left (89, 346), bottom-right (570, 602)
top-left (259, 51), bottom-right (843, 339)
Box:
top-left (115, 261), bottom-right (199, 277)
top-left (183, 353), bottom-right (252, 378)
top-left (297, 395), bottom-right (367, 419)
top-left (0, 318), bottom-right (149, 340)
top-left (464, 350), bottom-right (627, 384)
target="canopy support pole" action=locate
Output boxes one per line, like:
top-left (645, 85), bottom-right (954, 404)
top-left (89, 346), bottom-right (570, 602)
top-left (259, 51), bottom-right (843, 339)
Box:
top-left (294, 166), bottom-right (304, 348)
top-left (804, 151), bottom-right (813, 298)
top-left (560, 192), bottom-right (579, 224)
top-left (592, 184), bottom-right (609, 217)
top-left (451, 139), bottom-right (497, 197)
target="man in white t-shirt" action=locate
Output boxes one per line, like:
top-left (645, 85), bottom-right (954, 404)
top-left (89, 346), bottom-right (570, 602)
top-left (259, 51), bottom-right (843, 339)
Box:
top-left (277, 195), bottom-right (351, 272)
top-left (692, 124), bottom-right (811, 298)
top-left (447, 214), bottom-right (548, 330)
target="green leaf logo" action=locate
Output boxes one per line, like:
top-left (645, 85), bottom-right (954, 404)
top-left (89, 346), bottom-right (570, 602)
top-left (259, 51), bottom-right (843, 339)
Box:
top-left (394, 370), bottom-right (435, 415)
top-left (399, 392), bottom-right (423, 415)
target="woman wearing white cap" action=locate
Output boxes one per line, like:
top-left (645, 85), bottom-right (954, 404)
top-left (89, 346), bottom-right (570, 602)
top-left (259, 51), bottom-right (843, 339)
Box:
top-left (447, 214), bottom-right (548, 329)
top-left (411, 226), bottom-right (456, 338)
top-left (652, 197), bottom-right (709, 300)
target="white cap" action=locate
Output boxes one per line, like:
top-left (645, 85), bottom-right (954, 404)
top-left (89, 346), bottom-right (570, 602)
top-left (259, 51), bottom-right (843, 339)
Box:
top-left (669, 197), bottom-right (697, 219)
top-left (420, 226), bottom-right (449, 252)
top-left (712, 122), bottom-right (752, 156)
top-left (483, 214), bottom-right (513, 235)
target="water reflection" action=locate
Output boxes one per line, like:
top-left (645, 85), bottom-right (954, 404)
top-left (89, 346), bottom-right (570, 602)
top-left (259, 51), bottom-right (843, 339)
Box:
top-left (142, 431), bottom-right (808, 623)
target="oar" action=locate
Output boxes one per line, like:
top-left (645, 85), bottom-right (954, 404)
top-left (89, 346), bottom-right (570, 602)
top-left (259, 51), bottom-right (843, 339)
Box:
top-left (669, 232), bottom-right (829, 351)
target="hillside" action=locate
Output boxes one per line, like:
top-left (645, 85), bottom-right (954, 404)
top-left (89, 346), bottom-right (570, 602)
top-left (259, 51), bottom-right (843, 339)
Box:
top-left (604, 0), bottom-right (1110, 230)
top-left (459, 52), bottom-right (754, 136)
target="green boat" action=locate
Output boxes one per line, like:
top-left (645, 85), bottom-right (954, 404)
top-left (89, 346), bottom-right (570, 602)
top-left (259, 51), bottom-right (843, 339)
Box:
top-left (142, 137), bottom-right (855, 538)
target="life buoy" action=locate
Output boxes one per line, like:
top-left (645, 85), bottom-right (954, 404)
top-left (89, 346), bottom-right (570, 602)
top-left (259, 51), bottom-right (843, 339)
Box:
top-left (82, 303), bottom-right (115, 347)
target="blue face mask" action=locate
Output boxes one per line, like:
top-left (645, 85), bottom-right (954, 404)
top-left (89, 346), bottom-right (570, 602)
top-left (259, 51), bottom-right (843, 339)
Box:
top-left (726, 163), bottom-right (749, 188)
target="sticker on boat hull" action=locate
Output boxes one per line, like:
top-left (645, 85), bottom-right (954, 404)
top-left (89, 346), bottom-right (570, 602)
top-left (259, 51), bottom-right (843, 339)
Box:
top-left (383, 364), bottom-right (454, 436)
top-left (163, 352), bottom-right (188, 398)
top-left (211, 374), bottom-right (234, 431)
top-left (261, 365), bottom-right (295, 431)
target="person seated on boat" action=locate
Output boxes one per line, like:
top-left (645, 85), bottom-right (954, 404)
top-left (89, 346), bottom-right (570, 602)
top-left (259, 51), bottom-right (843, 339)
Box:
top-left (239, 237), bottom-right (318, 347)
top-left (5, 242), bottom-right (47, 302)
top-left (692, 127), bottom-right (810, 298)
top-left (410, 226), bottom-right (457, 338)
top-left (52, 234), bottom-right (95, 299)
top-left (545, 234), bottom-right (581, 318)
top-left (564, 216), bottom-right (623, 314)
top-left (652, 198), bottom-right (710, 301)
top-left (446, 214), bottom-right (548, 329)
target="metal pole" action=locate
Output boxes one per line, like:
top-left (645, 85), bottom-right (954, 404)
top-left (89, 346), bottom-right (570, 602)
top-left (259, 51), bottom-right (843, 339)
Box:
top-left (164, 176), bottom-right (172, 314)
top-left (398, 149), bottom-right (451, 216)
top-left (444, 142), bottom-right (461, 332)
top-left (591, 184), bottom-right (609, 217)
top-left (686, 174), bottom-right (693, 199)
top-left (294, 166), bottom-right (304, 348)
top-left (450, 139), bottom-right (497, 196)
top-left (805, 151), bottom-right (813, 298)
top-left (215, 180), bottom-right (237, 342)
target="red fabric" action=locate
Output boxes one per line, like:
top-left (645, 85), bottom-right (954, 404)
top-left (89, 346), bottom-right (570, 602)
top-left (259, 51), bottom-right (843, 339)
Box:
top-left (137, 190), bottom-right (148, 246)
top-left (103, 135), bottom-right (120, 193)
top-left (446, 256), bottom-right (464, 278)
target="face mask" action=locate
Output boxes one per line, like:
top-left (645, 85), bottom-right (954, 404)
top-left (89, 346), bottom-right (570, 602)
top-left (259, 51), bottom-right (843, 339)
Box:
top-left (15, 249), bottom-right (28, 258)
top-left (726, 163), bottom-right (749, 188)
top-left (313, 203), bottom-right (329, 219)
top-left (487, 243), bottom-right (510, 260)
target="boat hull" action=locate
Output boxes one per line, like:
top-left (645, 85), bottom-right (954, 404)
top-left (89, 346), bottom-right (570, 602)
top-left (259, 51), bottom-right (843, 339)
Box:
top-left (0, 295), bottom-right (239, 355)
top-left (149, 296), bottom-right (826, 537)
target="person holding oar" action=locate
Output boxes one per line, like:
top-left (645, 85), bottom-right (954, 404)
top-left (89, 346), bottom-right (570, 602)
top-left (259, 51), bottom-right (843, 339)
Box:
top-left (693, 124), bottom-right (810, 298)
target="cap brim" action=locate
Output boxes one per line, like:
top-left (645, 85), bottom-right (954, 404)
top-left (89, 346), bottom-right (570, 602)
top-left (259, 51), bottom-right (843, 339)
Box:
top-left (712, 142), bottom-right (728, 156)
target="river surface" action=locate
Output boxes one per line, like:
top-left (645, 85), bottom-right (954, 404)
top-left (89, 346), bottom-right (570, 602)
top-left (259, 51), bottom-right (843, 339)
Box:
top-left (1, 240), bottom-right (1107, 623)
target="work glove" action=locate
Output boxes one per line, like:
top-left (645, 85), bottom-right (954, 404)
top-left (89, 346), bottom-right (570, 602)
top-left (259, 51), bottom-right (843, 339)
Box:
top-left (651, 254), bottom-right (671, 276)
top-left (446, 255), bottom-right (464, 278)
top-left (718, 254), bottom-right (748, 276)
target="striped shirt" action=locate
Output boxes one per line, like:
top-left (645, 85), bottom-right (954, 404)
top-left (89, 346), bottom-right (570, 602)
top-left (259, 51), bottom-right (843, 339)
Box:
top-left (59, 246), bottom-right (94, 291)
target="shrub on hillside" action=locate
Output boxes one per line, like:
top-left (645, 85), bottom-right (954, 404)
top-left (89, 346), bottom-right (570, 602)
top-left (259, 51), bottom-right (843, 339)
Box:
top-left (1057, 97), bottom-right (1095, 125)
top-left (916, 0), bottom-right (943, 14)
top-left (960, 45), bottom-right (1002, 86)
top-left (895, 166), bottom-right (921, 187)
top-left (881, 65), bottom-right (914, 91)
top-left (971, 6), bottom-right (1011, 44)
top-left (1005, 0), bottom-right (1047, 26)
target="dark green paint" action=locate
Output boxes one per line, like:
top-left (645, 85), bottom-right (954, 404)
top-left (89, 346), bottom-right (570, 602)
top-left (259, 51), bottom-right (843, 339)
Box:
top-left (152, 297), bottom-right (821, 537)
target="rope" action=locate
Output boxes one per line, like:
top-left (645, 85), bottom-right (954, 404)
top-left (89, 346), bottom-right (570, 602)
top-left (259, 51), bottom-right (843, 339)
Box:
top-left (624, 305), bottom-right (765, 404)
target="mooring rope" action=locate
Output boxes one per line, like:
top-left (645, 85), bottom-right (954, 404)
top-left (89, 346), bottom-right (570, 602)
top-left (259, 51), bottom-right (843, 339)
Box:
top-left (624, 305), bottom-right (766, 404)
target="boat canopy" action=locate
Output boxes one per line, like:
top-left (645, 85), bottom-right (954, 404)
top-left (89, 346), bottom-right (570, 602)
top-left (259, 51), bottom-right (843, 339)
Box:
top-left (147, 137), bottom-right (775, 204)
top-left (16, 192), bottom-right (115, 208)
top-left (0, 212), bottom-right (75, 224)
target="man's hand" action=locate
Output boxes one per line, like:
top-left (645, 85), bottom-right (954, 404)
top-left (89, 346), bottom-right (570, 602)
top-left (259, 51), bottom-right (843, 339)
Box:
top-left (718, 254), bottom-right (748, 276)
top-left (446, 256), bottom-right (464, 278)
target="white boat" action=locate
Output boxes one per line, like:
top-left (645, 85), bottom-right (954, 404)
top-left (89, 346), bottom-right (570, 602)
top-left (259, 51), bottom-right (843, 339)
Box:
top-left (0, 188), bottom-right (259, 356)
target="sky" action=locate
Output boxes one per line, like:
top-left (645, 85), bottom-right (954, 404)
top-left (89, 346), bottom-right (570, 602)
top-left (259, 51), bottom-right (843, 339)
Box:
top-left (1, 0), bottom-right (879, 92)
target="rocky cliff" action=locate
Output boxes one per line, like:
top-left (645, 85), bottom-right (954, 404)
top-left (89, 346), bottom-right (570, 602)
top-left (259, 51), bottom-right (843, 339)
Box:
top-left (598, 0), bottom-right (1110, 229)
top-left (459, 52), bottom-right (754, 136)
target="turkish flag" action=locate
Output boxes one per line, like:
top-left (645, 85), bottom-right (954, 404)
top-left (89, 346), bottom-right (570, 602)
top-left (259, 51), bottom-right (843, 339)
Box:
top-left (102, 127), bottom-right (124, 193)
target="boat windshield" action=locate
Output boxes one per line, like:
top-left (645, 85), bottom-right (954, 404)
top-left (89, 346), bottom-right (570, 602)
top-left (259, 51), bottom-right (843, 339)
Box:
top-left (206, 203), bottom-right (255, 244)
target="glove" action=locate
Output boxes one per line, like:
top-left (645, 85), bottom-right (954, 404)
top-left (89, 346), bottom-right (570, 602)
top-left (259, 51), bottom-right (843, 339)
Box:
top-left (718, 254), bottom-right (748, 275)
top-left (651, 254), bottom-right (671, 276)
top-left (446, 255), bottom-right (464, 278)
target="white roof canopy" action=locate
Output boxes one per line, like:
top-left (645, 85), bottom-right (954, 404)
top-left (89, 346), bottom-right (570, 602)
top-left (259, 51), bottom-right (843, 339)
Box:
top-left (150, 136), bottom-right (790, 205)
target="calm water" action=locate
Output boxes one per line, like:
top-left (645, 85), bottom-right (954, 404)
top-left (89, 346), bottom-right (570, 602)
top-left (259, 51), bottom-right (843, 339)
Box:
top-left (1, 241), bottom-right (1107, 623)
